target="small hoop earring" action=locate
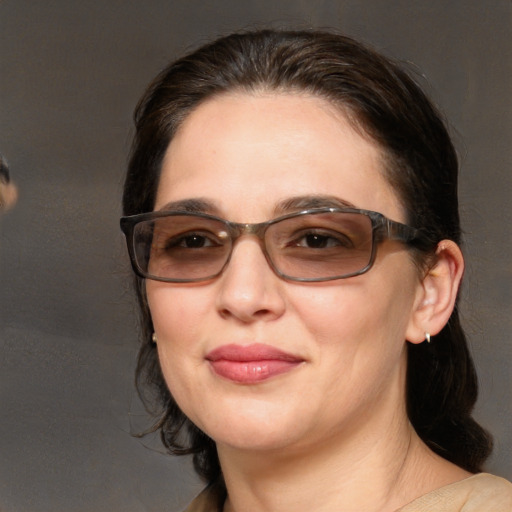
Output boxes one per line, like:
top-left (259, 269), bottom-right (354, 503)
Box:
top-left (425, 332), bottom-right (431, 343)
top-left (151, 333), bottom-right (158, 344)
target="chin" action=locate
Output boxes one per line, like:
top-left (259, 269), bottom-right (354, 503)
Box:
top-left (191, 402), bottom-right (314, 453)
top-left (213, 428), bottom-right (301, 453)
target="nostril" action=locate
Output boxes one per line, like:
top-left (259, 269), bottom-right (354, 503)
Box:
top-left (218, 303), bottom-right (278, 323)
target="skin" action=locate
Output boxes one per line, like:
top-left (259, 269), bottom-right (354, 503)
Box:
top-left (147, 92), bottom-right (469, 512)
top-left (0, 157), bottom-right (17, 212)
top-left (0, 181), bottom-right (17, 212)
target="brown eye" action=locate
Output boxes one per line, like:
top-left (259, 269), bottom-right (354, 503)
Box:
top-left (167, 232), bottom-right (221, 249)
top-left (179, 234), bottom-right (211, 248)
top-left (293, 230), bottom-right (354, 249)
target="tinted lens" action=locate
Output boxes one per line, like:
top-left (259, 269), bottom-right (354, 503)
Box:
top-left (129, 211), bottom-right (375, 282)
top-left (266, 212), bottom-right (374, 280)
top-left (132, 215), bottom-right (231, 281)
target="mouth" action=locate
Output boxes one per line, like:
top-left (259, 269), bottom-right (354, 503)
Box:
top-left (205, 343), bottom-right (304, 384)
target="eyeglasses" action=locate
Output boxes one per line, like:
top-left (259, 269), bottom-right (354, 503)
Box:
top-left (120, 208), bottom-right (429, 283)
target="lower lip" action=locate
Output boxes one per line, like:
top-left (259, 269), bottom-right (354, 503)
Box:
top-left (209, 359), bottom-right (302, 383)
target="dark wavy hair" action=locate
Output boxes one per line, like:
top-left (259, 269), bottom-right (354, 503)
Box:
top-left (122, 29), bottom-right (492, 483)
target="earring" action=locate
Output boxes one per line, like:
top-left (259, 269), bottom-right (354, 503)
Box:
top-left (151, 333), bottom-right (158, 344)
top-left (425, 332), bottom-right (431, 343)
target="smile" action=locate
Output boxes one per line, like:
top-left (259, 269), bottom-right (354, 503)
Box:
top-left (205, 343), bottom-right (304, 384)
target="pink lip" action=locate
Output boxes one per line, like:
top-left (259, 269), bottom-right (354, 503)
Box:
top-left (206, 344), bottom-right (304, 384)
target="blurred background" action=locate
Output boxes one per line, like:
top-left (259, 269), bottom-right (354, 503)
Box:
top-left (0, 1), bottom-right (510, 510)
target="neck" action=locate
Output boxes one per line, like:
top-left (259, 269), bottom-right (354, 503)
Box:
top-left (218, 406), bottom-right (469, 512)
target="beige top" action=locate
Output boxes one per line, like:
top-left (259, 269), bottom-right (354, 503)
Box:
top-left (184, 473), bottom-right (512, 512)
top-left (397, 473), bottom-right (512, 511)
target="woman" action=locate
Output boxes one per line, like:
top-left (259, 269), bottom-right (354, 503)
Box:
top-left (121, 30), bottom-right (512, 511)
top-left (0, 154), bottom-right (17, 213)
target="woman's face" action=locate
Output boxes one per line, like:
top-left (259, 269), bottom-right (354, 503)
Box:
top-left (147, 92), bottom-right (424, 453)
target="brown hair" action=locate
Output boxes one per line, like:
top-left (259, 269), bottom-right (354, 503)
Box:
top-left (123, 29), bottom-right (492, 483)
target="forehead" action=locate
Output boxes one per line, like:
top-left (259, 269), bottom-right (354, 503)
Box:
top-left (156, 91), bottom-right (403, 222)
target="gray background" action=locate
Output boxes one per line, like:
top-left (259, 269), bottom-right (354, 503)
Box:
top-left (1, 1), bottom-right (510, 511)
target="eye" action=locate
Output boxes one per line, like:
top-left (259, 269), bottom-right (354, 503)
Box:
top-left (293, 230), bottom-right (354, 249)
top-left (180, 234), bottom-right (210, 248)
top-left (166, 231), bottom-right (222, 249)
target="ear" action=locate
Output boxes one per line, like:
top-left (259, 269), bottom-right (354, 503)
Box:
top-left (406, 240), bottom-right (464, 344)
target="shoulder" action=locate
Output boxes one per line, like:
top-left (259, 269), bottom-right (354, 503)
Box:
top-left (398, 473), bottom-right (512, 512)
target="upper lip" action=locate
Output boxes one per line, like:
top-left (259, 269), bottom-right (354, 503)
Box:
top-left (205, 343), bottom-right (303, 362)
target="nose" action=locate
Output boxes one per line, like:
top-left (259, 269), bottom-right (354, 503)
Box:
top-left (215, 237), bottom-right (286, 323)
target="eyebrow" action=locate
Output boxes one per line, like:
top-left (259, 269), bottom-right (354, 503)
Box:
top-left (274, 195), bottom-right (356, 215)
top-left (158, 195), bottom-right (357, 217)
top-left (158, 198), bottom-right (220, 214)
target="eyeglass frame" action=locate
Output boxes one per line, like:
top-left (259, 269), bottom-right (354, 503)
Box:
top-left (120, 207), bottom-right (432, 283)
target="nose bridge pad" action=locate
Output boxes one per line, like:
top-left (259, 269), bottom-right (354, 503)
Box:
top-left (238, 221), bottom-right (267, 237)
top-left (225, 221), bottom-right (275, 276)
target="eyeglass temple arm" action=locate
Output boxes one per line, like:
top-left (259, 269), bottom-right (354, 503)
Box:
top-left (383, 218), bottom-right (433, 249)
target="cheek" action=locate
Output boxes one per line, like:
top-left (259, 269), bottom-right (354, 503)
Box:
top-left (146, 285), bottom-right (210, 389)
top-left (147, 286), bottom-right (212, 422)
top-left (147, 285), bottom-right (210, 344)
top-left (288, 283), bottom-right (383, 346)
top-left (290, 261), bottom-right (418, 356)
